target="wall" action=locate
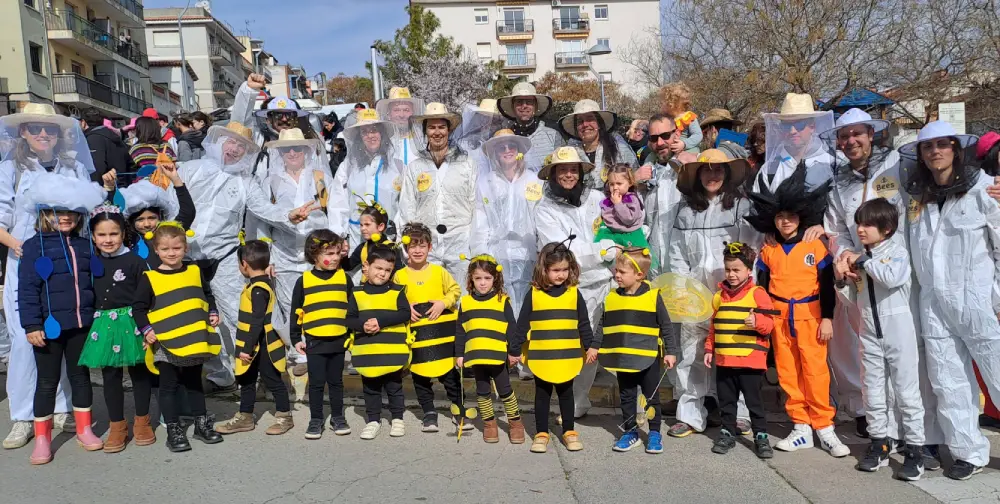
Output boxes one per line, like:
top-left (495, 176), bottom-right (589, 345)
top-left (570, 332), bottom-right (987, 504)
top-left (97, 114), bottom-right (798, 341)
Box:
top-left (0, 0), bottom-right (52, 103)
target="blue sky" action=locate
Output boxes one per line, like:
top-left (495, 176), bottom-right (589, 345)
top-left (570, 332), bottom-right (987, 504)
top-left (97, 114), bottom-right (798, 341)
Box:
top-left (143, 0), bottom-right (410, 76)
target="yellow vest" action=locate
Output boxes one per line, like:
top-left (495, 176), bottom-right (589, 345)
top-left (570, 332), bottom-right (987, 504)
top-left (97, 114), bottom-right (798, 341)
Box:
top-left (598, 286), bottom-right (661, 373)
top-left (711, 286), bottom-right (769, 358)
top-left (396, 264), bottom-right (456, 378)
top-left (524, 286), bottom-right (583, 384)
top-left (234, 281), bottom-right (286, 376)
top-left (349, 284), bottom-right (412, 378)
top-left (301, 269), bottom-right (349, 338)
top-left (460, 293), bottom-right (508, 367)
top-left (143, 265), bottom-right (221, 375)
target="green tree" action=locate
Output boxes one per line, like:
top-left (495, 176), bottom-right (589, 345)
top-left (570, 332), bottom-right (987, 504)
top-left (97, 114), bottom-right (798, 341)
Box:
top-left (371, 5), bottom-right (461, 84)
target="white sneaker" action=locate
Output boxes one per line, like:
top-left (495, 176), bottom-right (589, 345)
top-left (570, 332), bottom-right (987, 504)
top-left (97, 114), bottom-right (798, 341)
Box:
top-left (775, 424), bottom-right (814, 452)
top-left (360, 421), bottom-right (381, 440)
top-left (3, 421), bottom-right (33, 449)
top-left (390, 419), bottom-right (405, 437)
top-left (817, 426), bottom-right (850, 457)
top-left (53, 412), bottom-right (74, 431)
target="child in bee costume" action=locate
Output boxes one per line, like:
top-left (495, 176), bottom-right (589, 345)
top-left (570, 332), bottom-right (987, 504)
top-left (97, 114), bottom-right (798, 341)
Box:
top-left (214, 240), bottom-right (293, 436)
top-left (455, 253), bottom-right (525, 444)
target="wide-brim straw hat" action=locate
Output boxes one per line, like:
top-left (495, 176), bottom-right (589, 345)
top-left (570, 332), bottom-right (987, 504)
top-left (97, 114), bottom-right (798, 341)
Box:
top-left (377, 87), bottom-right (421, 110)
top-left (253, 96), bottom-right (308, 118)
top-left (766, 93), bottom-right (828, 121)
top-left (344, 109), bottom-right (392, 141)
top-left (898, 120), bottom-right (978, 157)
top-left (410, 102), bottom-right (462, 133)
top-left (4, 103), bottom-right (78, 130)
top-left (207, 122), bottom-right (259, 153)
top-left (483, 129), bottom-right (532, 157)
top-left (497, 82), bottom-right (553, 119)
top-left (263, 127), bottom-right (324, 150)
top-left (538, 146), bottom-right (595, 181)
top-left (473, 98), bottom-right (500, 116)
top-left (676, 148), bottom-right (750, 196)
top-left (818, 108), bottom-right (890, 142)
top-left (558, 99), bottom-right (617, 140)
top-left (700, 108), bottom-right (743, 129)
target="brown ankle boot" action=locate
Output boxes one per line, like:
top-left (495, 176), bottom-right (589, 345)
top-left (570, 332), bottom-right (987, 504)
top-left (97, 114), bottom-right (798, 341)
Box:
top-left (508, 418), bottom-right (526, 444)
top-left (104, 420), bottom-right (129, 453)
top-left (265, 411), bottom-right (294, 435)
top-left (133, 415), bottom-right (156, 446)
top-left (483, 419), bottom-right (499, 443)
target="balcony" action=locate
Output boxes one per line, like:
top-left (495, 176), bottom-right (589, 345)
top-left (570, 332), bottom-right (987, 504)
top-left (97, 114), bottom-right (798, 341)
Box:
top-left (52, 73), bottom-right (151, 117)
top-left (45, 10), bottom-right (148, 70)
top-left (212, 81), bottom-right (236, 97)
top-left (554, 51), bottom-right (589, 69)
top-left (209, 43), bottom-right (231, 64)
top-left (496, 19), bottom-right (533, 41)
top-left (96, 0), bottom-right (144, 22)
top-left (552, 18), bottom-right (590, 37)
top-left (498, 53), bottom-right (537, 72)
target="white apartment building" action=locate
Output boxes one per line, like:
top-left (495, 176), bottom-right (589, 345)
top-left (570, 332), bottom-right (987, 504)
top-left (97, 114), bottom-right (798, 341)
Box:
top-left (144, 5), bottom-right (250, 112)
top-left (412, 0), bottom-right (660, 95)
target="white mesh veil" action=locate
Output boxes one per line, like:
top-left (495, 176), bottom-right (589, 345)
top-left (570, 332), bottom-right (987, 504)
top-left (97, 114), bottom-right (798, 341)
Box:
top-left (0, 114), bottom-right (96, 175)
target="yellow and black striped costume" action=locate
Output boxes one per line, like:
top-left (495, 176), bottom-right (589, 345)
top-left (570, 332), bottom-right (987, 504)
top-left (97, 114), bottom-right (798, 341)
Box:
top-left (598, 286), bottom-right (661, 373)
top-left (459, 293), bottom-right (509, 367)
top-left (394, 264), bottom-right (458, 378)
top-left (143, 265), bottom-right (221, 374)
top-left (234, 280), bottom-right (286, 376)
top-left (300, 269), bottom-right (350, 339)
top-left (349, 284), bottom-right (412, 378)
top-left (524, 286), bottom-right (584, 384)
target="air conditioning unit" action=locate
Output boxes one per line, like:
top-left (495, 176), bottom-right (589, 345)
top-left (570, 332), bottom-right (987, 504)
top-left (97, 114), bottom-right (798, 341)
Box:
top-left (551, 0), bottom-right (561, 6)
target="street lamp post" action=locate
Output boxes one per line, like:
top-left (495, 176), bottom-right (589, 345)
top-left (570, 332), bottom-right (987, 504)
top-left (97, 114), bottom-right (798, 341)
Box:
top-left (178, 0), bottom-right (193, 111)
top-left (586, 41), bottom-right (612, 110)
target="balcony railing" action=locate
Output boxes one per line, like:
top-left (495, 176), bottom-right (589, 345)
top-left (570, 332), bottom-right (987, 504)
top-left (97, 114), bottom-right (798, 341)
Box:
top-left (552, 18), bottom-right (590, 34)
top-left (212, 81), bottom-right (236, 96)
top-left (496, 19), bottom-right (533, 37)
top-left (45, 10), bottom-right (148, 68)
top-left (554, 51), bottom-right (589, 68)
top-left (499, 53), bottom-right (537, 69)
top-left (108, 0), bottom-right (144, 20)
top-left (52, 73), bottom-right (150, 115)
top-left (210, 43), bottom-right (231, 62)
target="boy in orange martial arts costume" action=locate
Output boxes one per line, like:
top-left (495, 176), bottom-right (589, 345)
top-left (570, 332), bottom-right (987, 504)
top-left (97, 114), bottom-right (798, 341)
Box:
top-left (745, 165), bottom-right (849, 458)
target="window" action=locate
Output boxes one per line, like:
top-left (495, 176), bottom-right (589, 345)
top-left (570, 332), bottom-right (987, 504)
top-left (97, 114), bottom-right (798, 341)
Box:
top-left (29, 43), bottom-right (42, 74)
top-left (476, 43), bottom-right (492, 62)
top-left (599, 71), bottom-right (613, 82)
top-left (71, 60), bottom-right (84, 75)
top-left (559, 6), bottom-right (581, 27)
top-left (595, 5), bottom-right (609, 20)
top-left (597, 38), bottom-right (610, 49)
top-left (503, 8), bottom-right (525, 31)
top-left (23, 0), bottom-right (36, 9)
top-left (506, 44), bottom-right (527, 66)
top-left (152, 30), bottom-right (180, 47)
top-left (474, 8), bottom-right (488, 24)
top-left (54, 55), bottom-right (64, 74)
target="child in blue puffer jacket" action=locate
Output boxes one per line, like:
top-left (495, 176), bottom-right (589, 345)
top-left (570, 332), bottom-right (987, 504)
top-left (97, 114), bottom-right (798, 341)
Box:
top-left (17, 174), bottom-right (105, 465)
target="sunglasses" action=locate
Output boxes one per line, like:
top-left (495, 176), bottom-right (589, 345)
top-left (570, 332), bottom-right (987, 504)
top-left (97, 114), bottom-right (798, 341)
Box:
top-left (24, 123), bottom-right (60, 136)
top-left (279, 146), bottom-right (307, 154)
top-left (360, 128), bottom-right (381, 138)
top-left (649, 132), bottom-right (674, 143)
top-left (270, 113), bottom-right (297, 124)
top-left (783, 120), bottom-right (813, 132)
top-left (496, 143), bottom-right (519, 152)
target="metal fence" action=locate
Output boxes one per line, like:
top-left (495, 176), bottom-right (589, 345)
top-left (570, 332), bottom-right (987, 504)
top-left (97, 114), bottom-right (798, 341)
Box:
top-left (45, 10), bottom-right (148, 68)
top-left (52, 73), bottom-right (150, 115)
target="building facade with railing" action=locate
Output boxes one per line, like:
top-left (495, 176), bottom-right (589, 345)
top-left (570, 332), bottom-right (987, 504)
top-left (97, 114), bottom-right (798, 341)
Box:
top-left (413, 0), bottom-right (659, 95)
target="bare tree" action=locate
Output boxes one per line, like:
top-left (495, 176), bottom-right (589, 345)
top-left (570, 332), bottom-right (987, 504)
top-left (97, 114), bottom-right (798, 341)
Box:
top-left (386, 50), bottom-right (498, 111)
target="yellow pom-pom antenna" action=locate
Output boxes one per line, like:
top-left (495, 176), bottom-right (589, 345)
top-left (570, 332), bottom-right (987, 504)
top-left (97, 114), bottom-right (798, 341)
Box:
top-left (144, 231), bottom-right (154, 240)
top-left (185, 229), bottom-right (195, 238)
top-left (459, 253), bottom-right (467, 260)
top-left (401, 235), bottom-right (411, 245)
top-left (496, 265), bottom-right (503, 272)
top-left (642, 248), bottom-right (650, 256)
top-left (600, 249), bottom-right (607, 257)
top-left (371, 232), bottom-right (381, 242)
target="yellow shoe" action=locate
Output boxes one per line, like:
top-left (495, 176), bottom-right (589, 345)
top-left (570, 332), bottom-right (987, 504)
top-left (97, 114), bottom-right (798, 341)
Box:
top-left (530, 433), bottom-right (550, 453)
top-left (562, 430), bottom-right (583, 451)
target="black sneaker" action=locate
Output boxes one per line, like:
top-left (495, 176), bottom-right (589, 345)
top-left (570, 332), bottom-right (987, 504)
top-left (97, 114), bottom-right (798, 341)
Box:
top-left (754, 433), bottom-right (774, 459)
top-left (896, 445), bottom-right (925, 481)
top-left (331, 416), bottom-right (351, 436)
top-left (711, 429), bottom-right (736, 455)
top-left (165, 423), bottom-right (191, 452)
top-left (421, 414), bottom-right (439, 433)
top-left (856, 438), bottom-right (890, 472)
top-left (855, 416), bottom-right (869, 438)
top-left (947, 460), bottom-right (983, 481)
top-left (192, 415), bottom-right (223, 444)
top-left (922, 445), bottom-right (942, 471)
top-left (305, 419), bottom-right (324, 440)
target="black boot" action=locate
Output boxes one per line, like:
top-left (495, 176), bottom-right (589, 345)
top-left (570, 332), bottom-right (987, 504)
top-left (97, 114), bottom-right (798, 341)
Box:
top-left (192, 415), bottom-right (224, 444)
top-left (166, 423), bottom-right (191, 453)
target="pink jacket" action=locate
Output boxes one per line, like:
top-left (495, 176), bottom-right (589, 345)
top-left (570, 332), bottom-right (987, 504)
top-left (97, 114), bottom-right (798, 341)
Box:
top-left (600, 192), bottom-right (644, 232)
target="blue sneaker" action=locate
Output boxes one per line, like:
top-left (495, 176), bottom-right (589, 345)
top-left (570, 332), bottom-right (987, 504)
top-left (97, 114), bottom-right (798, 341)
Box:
top-left (646, 431), bottom-right (664, 454)
top-left (613, 431), bottom-right (640, 452)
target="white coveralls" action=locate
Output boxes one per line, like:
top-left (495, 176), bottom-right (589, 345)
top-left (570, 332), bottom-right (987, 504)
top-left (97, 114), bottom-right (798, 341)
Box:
top-left (909, 172), bottom-right (1000, 466)
top-left (333, 153), bottom-right (405, 250)
top-left (534, 185), bottom-right (615, 416)
top-left (643, 157), bottom-right (684, 276)
top-left (0, 158), bottom-right (91, 421)
top-left (395, 147), bottom-right (478, 287)
top-left (668, 197), bottom-right (758, 431)
top-left (518, 124), bottom-right (565, 171)
top-left (824, 148), bottom-right (942, 443)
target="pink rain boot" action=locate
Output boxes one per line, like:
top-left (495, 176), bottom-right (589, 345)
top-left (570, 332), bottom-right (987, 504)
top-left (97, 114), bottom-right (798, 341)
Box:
top-left (74, 408), bottom-right (104, 451)
top-left (30, 417), bottom-right (53, 465)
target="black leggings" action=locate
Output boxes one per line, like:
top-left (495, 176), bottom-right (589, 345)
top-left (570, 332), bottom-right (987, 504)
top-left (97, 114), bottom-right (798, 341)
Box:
top-left (473, 364), bottom-right (513, 397)
top-left (102, 366), bottom-right (152, 422)
top-left (158, 363), bottom-right (206, 424)
top-left (33, 328), bottom-right (92, 418)
top-left (412, 367), bottom-right (463, 415)
top-left (361, 370), bottom-right (405, 422)
top-left (618, 364), bottom-right (662, 432)
top-left (535, 377), bottom-right (574, 434)
top-left (238, 351), bottom-right (290, 414)
top-left (306, 352), bottom-right (345, 421)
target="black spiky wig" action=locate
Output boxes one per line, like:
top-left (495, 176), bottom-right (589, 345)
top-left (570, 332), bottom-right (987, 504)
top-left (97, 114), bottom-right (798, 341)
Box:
top-left (744, 161), bottom-right (832, 237)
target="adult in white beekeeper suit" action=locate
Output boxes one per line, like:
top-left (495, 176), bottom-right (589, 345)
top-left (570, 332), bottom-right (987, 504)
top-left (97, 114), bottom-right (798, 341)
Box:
top-left (638, 114), bottom-right (689, 277)
top-left (0, 103), bottom-right (95, 449)
top-left (818, 109), bottom-right (945, 468)
top-left (457, 99), bottom-right (505, 175)
top-left (901, 120), bottom-right (1000, 481)
top-left (534, 146), bottom-right (617, 417)
top-left (497, 83), bottom-right (565, 170)
top-left (377, 87), bottom-right (424, 167)
top-left (667, 149), bottom-right (757, 437)
top-left (396, 103), bottom-right (477, 285)
top-left (558, 99), bottom-right (637, 189)
top-left (246, 128), bottom-right (343, 375)
top-left (332, 109), bottom-right (403, 250)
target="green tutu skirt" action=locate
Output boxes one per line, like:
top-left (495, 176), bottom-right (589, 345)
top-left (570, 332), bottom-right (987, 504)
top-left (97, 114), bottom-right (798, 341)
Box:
top-left (594, 222), bottom-right (657, 264)
top-left (78, 307), bottom-right (145, 368)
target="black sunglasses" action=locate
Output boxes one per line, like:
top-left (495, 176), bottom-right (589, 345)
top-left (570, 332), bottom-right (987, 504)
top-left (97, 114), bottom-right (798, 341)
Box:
top-left (279, 146), bottom-right (307, 154)
top-left (24, 123), bottom-right (60, 136)
top-left (649, 131), bottom-right (674, 143)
